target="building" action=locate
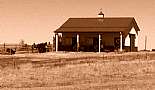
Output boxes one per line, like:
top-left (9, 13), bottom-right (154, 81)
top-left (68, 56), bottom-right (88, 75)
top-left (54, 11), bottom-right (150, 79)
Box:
top-left (54, 12), bottom-right (140, 52)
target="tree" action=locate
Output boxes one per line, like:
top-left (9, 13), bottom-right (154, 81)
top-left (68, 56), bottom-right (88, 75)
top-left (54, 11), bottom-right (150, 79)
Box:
top-left (19, 39), bottom-right (25, 47)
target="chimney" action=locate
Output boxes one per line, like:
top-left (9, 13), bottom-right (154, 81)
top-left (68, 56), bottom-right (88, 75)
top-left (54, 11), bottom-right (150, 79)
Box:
top-left (98, 11), bottom-right (104, 18)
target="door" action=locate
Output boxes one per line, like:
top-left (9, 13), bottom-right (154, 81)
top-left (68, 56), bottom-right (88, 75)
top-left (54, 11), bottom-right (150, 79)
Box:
top-left (72, 37), bottom-right (77, 51)
top-left (93, 37), bottom-right (99, 51)
top-left (114, 37), bottom-right (120, 50)
top-left (129, 34), bottom-right (135, 51)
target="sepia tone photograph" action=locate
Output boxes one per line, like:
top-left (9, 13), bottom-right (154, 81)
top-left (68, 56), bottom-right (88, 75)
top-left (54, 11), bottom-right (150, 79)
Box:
top-left (0, 0), bottom-right (155, 90)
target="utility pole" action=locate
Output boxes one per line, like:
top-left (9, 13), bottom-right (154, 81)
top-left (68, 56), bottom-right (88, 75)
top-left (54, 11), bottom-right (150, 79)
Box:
top-left (3, 43), bottom-right (5, 54)
top-left (4, 43), bottom-right (5, 52)
top-left (145, 35), bottom-right (147, 51)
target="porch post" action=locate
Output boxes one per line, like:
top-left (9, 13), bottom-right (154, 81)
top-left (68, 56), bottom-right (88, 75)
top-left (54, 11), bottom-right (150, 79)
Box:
top-left (55, 33), bottom-right (58, 52)
top-left (77, 34), bottom-right (79, 51)
top-left (99, 34), bottom-right (101, 53)
top-left (120, 32), bottom-right (123, 52)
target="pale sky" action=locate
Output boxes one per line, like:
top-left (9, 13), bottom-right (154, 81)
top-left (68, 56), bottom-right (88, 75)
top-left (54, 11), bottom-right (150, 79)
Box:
top-left (0, 0), bottom-right (155, 50)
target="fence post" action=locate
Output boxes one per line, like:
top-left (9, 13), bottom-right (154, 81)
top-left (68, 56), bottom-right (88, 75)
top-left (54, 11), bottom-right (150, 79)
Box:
top-left (12, 56), bottom-right (16, 69)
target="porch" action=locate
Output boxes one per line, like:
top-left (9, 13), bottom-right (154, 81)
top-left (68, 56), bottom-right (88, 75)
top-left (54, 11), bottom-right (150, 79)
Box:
top-left (55, 32), bottom-right (123, 52)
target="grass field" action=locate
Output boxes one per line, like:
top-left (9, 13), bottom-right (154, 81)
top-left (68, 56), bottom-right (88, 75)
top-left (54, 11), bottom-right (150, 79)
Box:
top-left (0, 52), bottom-right (155, 90)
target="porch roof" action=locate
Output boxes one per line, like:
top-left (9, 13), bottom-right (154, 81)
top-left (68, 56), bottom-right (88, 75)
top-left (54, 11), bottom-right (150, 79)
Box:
top-left (56, 27), bottom-right (128, 33)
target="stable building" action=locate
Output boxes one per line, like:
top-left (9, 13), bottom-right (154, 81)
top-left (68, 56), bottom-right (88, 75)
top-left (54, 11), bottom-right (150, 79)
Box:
top-left (54, 12), bottom-right (140, 52)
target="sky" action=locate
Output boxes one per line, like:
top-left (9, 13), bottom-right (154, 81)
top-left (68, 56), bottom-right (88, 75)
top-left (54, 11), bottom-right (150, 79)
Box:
top-left (0, 0), bottom-right (155, 50)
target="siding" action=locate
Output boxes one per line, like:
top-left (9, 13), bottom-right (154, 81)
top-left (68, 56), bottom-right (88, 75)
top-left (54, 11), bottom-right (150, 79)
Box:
top-left (125, 27), bottom-right (138, 47)
top-left (102, 33), bottom-right (120, 46)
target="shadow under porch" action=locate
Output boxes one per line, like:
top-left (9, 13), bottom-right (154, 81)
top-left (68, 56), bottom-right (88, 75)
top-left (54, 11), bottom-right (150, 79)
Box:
top-left (58, 33), bottom-right (123, 52)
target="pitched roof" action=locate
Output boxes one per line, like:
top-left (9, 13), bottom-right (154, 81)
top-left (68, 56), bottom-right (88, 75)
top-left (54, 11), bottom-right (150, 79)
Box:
top-left (98, 11), bottom-right (104, 15)
top-left (55, 17), bottom-right (140, 36)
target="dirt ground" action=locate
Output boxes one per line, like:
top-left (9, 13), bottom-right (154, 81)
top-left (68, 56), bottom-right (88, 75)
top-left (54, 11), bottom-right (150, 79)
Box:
top-left (0, 52), bottom-right (155, 90)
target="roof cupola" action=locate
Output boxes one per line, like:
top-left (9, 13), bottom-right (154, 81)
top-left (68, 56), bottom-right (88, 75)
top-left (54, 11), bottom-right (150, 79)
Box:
top-left (98, 10), bottom-right (104, 18)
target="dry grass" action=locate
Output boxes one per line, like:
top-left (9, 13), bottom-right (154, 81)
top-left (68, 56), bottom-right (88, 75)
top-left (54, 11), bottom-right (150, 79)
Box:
top-left (0, 52), bottom-right (155, 90)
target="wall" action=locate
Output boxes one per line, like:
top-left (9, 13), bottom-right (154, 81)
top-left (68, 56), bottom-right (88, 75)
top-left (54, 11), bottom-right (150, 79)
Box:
top-left (125, 27), bottom-right (138, 47)
top-left (102, 33), bottom-right (120, 46)
top-left (62, 33), bottom-right (99, 46)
